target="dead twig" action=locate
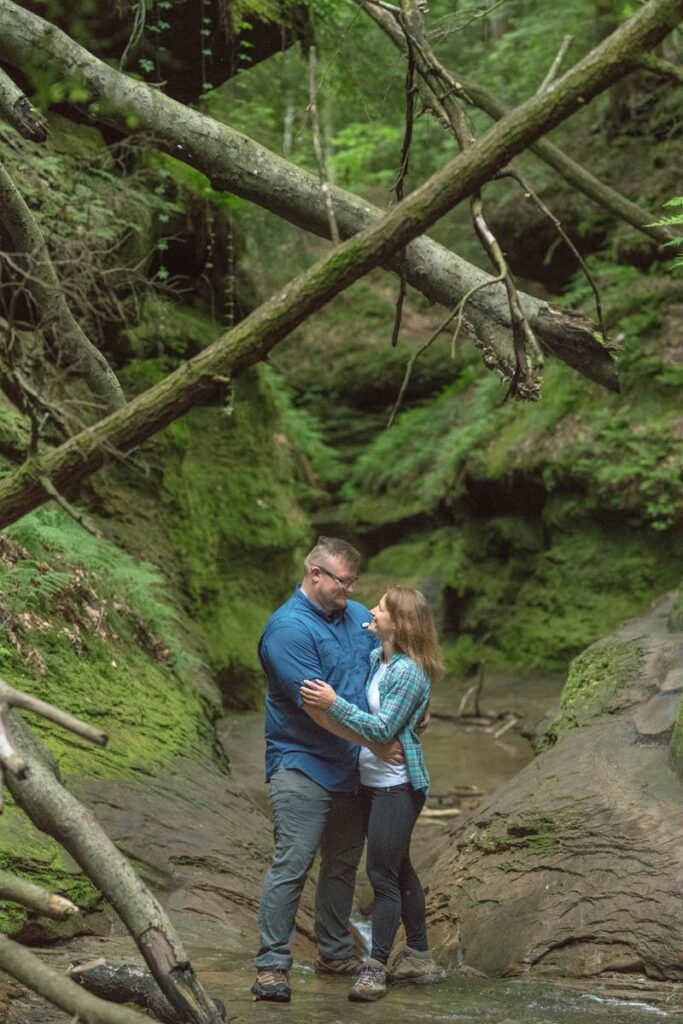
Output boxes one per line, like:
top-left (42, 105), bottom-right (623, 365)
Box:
top-left (0, 676), bottom-right (108, 757)
top-left (389, 24), bottom-right (417, 347)
top-left (308, 45), bottom-right (340, 246)
top-left (639, 52), bottom-right (683, 83)
top-left (0, 869), bottom-right (79, 918)
top-left (536, 35), bottom-right (574, 94)
top-left (497, 167), bottom-right (608, 342)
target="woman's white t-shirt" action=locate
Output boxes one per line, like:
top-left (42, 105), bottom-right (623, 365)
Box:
top-left (358, 660), bottom-right (409, 787)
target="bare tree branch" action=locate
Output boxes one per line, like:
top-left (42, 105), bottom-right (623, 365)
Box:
top-left (0, 868), bottom-right (79, 918)
top-left (0, 677), bottom-right (108, 747)
top-left (0, 934), bottom-right (156, 1024)
top-left (307, 45), bottom-right (340, 245)
top-left (0, 159), bottom-right (125, 413)
top-left (359, 0), bottom-right (676, 246)
top-left (498, 167), bottom-right (607, 341)
top-left (5, 713), bottom-right (224, 1023)
top-left (398, 0), bottom-right (543, 397)
top-left (639, 50), bottom-right (683, 82)
top-left (0, 65), bottom-right (47, 141)
top-left (390, 23), bottom-right (417, 347)
top-left (537, 35), bottom-right (574, 94)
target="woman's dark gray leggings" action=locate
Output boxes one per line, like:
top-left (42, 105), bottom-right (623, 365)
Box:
top-left (361, 783), bottom-right (428, 964)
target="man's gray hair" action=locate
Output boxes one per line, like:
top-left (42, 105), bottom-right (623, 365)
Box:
top-left (304, 536), bottom-right (362, 573)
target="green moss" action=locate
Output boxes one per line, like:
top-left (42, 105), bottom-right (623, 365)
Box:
top-left (0, 640), bottom-right (208, 781)
top-left (0, 808), bottom-right (102, 935)
top-left (470, 813), bottom-right (560, 856)
top-left (0, 515), bottom-right (212, 932)
top-left (120, 299), bottom-right (221, 366)
top-left (544, 638), bottom-right (645, 743)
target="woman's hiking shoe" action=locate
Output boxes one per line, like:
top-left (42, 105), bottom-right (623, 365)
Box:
top-left (348, 958), bottom-right (387, 1002)
top-left (251, 968), bottom-right (291, 1002)
top-left (315, 953), bottom-right (364, 976)
top-left (387, 947), bottom-right (441, 983)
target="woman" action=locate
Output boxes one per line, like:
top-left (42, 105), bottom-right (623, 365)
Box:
top-left (301, 585), bottom-right (444, 1002)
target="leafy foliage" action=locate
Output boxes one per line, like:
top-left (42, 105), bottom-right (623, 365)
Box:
top-left (651, 196), bottom-right (683, 270)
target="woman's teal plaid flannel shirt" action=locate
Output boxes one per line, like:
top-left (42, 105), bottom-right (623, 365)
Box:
top-left (327, 647), bottom-right (431, 793)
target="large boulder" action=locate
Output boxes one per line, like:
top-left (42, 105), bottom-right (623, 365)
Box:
top-left (425, 592), bottom-right (683, 979)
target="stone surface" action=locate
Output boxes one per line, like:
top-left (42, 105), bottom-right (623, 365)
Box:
top-left (661, 667), bottom-right (683, 692)
top-left (424, 594), bottom-right (683, 981)
top-left (633, 693), bottom-right (681, 735)
top-left (73, 753), bottom-right (317, 954)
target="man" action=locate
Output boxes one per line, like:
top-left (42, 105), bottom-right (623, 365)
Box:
top-left (251, 536), bottom-right (397, 1003)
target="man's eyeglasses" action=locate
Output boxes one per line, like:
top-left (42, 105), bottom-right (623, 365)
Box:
top-left (315, 565), bottom-right (358, 590)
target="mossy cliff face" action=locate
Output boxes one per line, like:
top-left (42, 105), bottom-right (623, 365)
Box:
top-left (0, 361), bottom-right (312, 933)
top-left (0, 106), bottom-right (320, 940)
top-left (0, 352), bottom-right (312, 940)
top-left (353, 522), bottom-right (679, 676)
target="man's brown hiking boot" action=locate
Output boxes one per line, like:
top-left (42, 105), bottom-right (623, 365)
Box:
top-left (314, 953), bottom-right (364, 976)
top-left (251, 967), bottom-right (291, 1002)
top-left (387, 947), bottom-right (442, 983)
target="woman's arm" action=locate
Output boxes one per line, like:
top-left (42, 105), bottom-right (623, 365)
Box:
top-left (301, 662), bottom-right (427, 743)
top-left (303, 705), bottom-right (405, 764)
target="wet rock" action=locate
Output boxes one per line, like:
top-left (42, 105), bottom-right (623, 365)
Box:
top-left (633, 693), bottom-right (680, 735)
top-left (425, 593), bottom-right (683, 981)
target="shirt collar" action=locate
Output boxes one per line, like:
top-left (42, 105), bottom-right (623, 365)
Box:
top-left (294, 584), bottom-right (344, 623)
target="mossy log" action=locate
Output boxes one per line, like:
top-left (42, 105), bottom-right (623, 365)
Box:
top-left (0, 0), bottom-right (681, 528)
top-left (424, 593), bottom-right (683, 980)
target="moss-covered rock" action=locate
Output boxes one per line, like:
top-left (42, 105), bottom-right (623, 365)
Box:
top-left (548, 637), bottom-right (645, 737)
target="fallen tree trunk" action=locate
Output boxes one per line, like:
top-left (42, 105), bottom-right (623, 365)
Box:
top-left (0, 0), bottom-right (614, 390)
top-left (425, 594), bottom-right (683, 980)
top-left (0, 0), bottom-right (679, 529)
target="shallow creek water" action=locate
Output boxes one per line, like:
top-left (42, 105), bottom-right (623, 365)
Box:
top-left (215, 671), bottom-right (683, 1023)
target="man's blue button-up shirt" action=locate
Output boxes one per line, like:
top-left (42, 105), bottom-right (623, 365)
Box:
top-left (258, 586), bottom-right (377, 792)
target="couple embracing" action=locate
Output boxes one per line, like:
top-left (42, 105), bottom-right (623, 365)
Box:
top-left (251, 536), bottom-right (444, 1004)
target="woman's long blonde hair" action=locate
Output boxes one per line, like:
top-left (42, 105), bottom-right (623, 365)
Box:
top-left (384, 585), bottom-right (444, 683)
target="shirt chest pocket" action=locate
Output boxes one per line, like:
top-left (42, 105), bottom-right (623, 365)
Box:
top-left (316, 636), bottom-right (351, 683)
